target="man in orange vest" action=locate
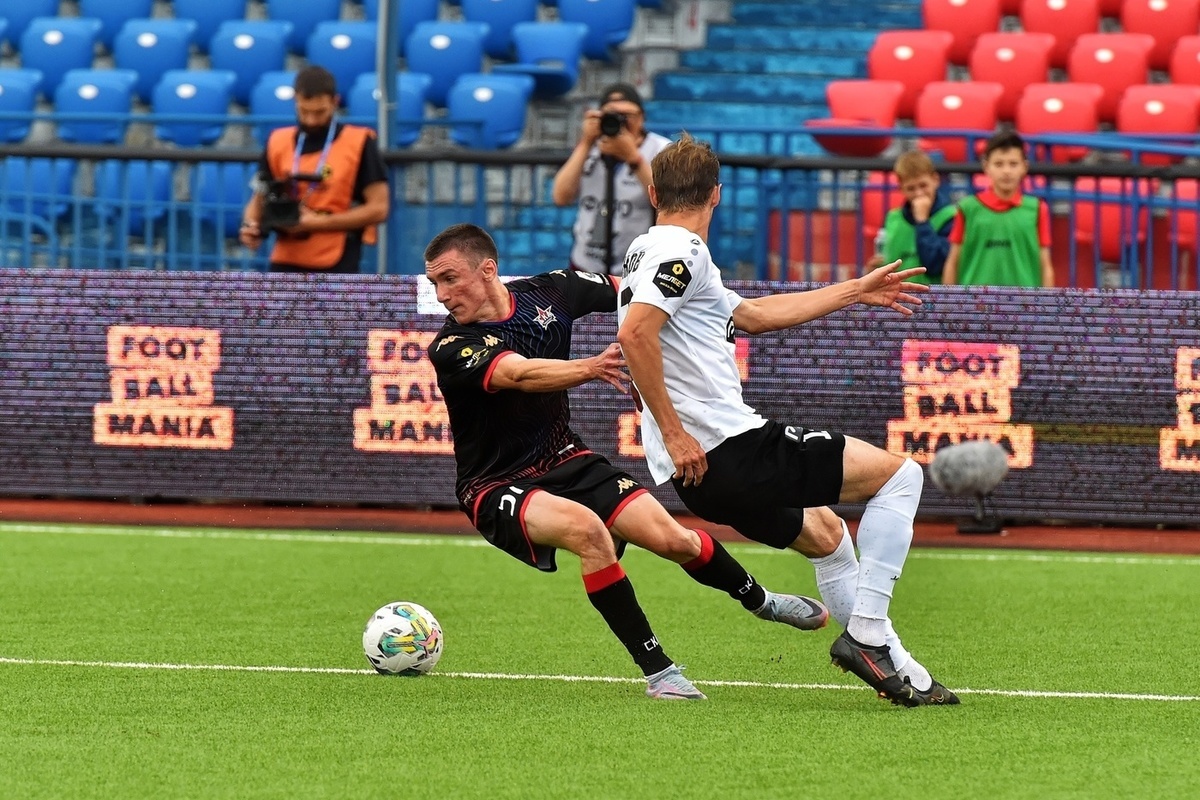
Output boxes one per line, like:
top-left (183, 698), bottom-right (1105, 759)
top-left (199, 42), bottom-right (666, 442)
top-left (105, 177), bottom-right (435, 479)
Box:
top-left (240, 66), bottom-right (389, 273)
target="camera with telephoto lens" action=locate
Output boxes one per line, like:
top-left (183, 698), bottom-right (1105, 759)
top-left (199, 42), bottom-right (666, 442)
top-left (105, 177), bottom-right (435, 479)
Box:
top-left (260, 173), bottom-right (324, 233)
top-left (599, 112), bottom-right (627, 137)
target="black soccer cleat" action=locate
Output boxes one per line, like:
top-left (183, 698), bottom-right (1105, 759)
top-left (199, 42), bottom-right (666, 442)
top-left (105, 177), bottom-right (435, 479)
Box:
top-left (903, 677), bottom-right (960, 706)
top-left (829, 630), bottom-right (919, 707)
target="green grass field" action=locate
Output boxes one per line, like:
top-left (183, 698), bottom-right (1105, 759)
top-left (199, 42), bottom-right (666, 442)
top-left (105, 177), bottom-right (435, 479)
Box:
top-left (1, 521), bottom-right (1197, 799)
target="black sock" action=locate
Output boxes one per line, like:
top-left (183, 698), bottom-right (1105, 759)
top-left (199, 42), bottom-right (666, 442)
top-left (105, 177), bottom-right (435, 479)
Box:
top-left (584, 563), bottom-right (672, 676)
top-left (682, 530), bottom-right (768, 611)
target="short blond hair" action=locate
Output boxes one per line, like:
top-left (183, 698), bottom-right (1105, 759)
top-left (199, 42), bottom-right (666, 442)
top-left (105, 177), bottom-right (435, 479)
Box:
top-left (894, 150), bottom-right (938, 183)
top-left (651, 132), bottom-right (720, 213)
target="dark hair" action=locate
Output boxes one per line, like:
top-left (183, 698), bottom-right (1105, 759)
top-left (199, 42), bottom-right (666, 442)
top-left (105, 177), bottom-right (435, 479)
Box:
top-left (983, 130), bottom-right (1026, 161)
top-left (294, 66), bottom-right (338, 99)
top-left (424, 223), bottom-right (499, 266)
top-left (651, 132), bottom-right (719, 214)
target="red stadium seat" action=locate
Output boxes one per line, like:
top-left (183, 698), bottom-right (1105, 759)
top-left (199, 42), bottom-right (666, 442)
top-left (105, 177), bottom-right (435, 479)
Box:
top-left (1016, 82), bottom-right (1103, 162)
top-left (860, 170), bottom-right (901, 240)
top-left (914, 81), bottom-right (1004, 162)
top-left (807, 80), bottom-right (905, 158)
top-left (969, 32), bottom-right (1055, 120)
top-left (1170, 35), bottom-right (1200, 86)
top-left (1001, 0), bottom-right (1022, 12)
top-left (1067, 33), bottom-right (1155, 123)
top-left (1117, 84), bottom-right (1200, 166)
top-left (1020, 0), bottom-right (1102, 68)
top-left (1074, 176), bottom-right (1153, 265)
top-left (867, 30), bottom-right (953, 119)
top-left (1098, 0), bottom-right (1122, 13)
top-left (1171, 180), bottom-right (1199, 257)
top-left (1121, 0), bottom-right (1200, 71)
top-left (922, 0), bottom-right (1004, 65)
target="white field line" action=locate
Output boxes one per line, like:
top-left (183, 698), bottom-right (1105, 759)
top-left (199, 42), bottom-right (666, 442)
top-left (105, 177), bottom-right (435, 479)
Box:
top-left (1, 521), bottom-right (1198, 567)
top-left (0, 657), bottom-right (1195, 702)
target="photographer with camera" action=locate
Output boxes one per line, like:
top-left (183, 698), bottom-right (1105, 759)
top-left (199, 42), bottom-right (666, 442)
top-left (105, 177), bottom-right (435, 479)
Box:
top-left (552, 83), bottom-right (670, 275)
top-left (239, 66), bottom-right (389, 274)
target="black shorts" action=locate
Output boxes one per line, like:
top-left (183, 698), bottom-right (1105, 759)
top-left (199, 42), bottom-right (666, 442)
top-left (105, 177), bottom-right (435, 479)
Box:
top-left (672, 421), bottom-right (845, 549)
top-left (473, 452), bottom-right (647, 572)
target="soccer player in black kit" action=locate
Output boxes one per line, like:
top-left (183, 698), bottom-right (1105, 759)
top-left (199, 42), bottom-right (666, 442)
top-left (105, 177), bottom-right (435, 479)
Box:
top-left (424, 223), bottom-right (829, 700)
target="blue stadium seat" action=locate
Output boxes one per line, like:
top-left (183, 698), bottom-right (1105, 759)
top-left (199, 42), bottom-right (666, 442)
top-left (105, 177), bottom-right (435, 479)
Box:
top-left (54, 69), bottom-right (138, 144)
top-left (0, 0), bottom-right (59, 51)
top-left (0, 20), bottom-right (6, 51)
top-left (78, 0), bottom-right (154, 50)
top-left (249, 70), bottom-right (297, 146)
top-left (558, 0), bottom-right (634, 60)
top-left (365, 0), bottom-right (439, 48)
top-left (0, 69), bottom-right (43, 142)
top-left (173, 0), bottom-right (249, 52)
top-left (447, 73), bottom-right (534, 149)
top-left (193, 161), bottom-right (255, 239)
top-left (492, 21), bottom-right (588, 98)
top-left (209, 20), bottom-right (293, 106)
top-left (95, 159), bottom-right (174, 237)
top-left (347, 71), bottom-right (432, 146)
top-left (19, 18), bottom-right (103, 99)
top-left (152, 70), bottom-right (238, 146)
top-left (265, 0), bottom-right (342, 54)
top-left (461, 0), bottom-right (537, 59)
top-left (1, 156), bottom-right (77, 221)
top-left (405, 21), bottom-right (488, 107)
top-left (305, 21), bottom-right (378, 99)
top-left (112, 19), bottom-right (198, 103)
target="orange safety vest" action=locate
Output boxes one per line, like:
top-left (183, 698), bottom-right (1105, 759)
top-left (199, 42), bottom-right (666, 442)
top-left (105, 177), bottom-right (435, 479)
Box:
top-left (265, 124), bottom-right (379, 269)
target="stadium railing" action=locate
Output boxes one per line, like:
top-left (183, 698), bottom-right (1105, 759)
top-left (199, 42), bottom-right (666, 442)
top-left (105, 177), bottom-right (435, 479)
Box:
top-left (0, 115), bottom-right (1198, 289)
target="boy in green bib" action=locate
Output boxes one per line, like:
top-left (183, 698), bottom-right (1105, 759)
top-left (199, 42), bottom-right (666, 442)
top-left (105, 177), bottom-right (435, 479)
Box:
top-left (944, 131), bottom-right (1054, 287)
top-left (869, 150), bottom-right (956, 285)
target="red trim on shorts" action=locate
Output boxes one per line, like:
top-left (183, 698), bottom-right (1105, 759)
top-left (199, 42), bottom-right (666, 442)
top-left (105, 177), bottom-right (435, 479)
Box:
top-left (682, 529), bottom-right (715, 571)
top-left (517, 487), bottom-right (541, 566)
top-left (604, 487), bottom-right (648, 528)
top-left (582, 562), bottom-right (626, 593)
top-left (482, 351), bottom-right (518, 393)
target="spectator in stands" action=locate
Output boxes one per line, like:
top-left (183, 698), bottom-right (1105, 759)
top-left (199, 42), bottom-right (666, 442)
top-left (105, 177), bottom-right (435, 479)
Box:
top-left (868, 150), bottom-right (956, 285)
top-left (943, 131), bottom-right (1054, 287)
top-left (423, 222), bottom-right (830, 700)
top-left (551, 83), bottom-right (670, 275)
top-left (239, 66), bottom-right (389, 274)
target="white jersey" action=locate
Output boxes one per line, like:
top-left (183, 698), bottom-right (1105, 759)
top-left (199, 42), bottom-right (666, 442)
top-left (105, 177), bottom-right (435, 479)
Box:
top-left (617, 225), bottom-right (766, 484)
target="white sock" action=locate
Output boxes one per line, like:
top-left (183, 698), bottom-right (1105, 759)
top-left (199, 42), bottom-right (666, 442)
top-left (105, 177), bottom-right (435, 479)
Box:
top-left (884, 621), bottom-right (932, 691)
top-left (808, 521), bottom-right (858, 627)
top-left (849, 459), bottom-right (922, 646)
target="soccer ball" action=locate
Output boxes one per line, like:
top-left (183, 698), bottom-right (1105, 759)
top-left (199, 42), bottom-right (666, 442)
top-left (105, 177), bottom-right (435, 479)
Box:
top-left (362, 602), bottom-right (444, 675)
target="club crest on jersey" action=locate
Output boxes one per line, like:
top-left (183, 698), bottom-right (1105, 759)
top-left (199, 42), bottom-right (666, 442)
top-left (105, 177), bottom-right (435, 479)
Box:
top-left (533, 305), bottom-right (558, 329)
top-left (653, 260), bottom-right (691, 297)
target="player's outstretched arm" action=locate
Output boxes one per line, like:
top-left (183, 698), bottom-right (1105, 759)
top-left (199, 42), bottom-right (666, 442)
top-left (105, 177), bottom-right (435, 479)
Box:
top-left (488, 343), bottom-right (630, 394)
top-left (732, 260), bottom-right (928, 334)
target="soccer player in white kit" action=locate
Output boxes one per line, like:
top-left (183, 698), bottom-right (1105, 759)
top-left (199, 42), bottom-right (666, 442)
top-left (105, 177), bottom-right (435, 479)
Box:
top-left (616, 134), bottom-right (959, 707)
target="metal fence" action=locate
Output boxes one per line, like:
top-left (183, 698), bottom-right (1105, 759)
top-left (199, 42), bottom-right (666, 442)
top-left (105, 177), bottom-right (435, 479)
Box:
top-left (1, 127), bottom-right (1199, 288)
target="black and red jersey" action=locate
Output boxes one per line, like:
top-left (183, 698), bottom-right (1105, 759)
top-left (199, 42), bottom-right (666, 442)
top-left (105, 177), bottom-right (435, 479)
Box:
top-left (428, 269), bottom-right (618, 517)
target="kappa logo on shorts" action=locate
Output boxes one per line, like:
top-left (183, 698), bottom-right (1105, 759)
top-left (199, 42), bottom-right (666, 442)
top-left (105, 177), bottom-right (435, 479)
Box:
top-left (652, 260), bottom-right (692, 298)
top-left (616, 478), bottom-right (637, 493)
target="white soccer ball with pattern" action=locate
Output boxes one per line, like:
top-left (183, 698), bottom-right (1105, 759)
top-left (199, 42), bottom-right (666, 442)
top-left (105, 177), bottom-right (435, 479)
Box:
top-left (362, 602), bottom-right (444, 675)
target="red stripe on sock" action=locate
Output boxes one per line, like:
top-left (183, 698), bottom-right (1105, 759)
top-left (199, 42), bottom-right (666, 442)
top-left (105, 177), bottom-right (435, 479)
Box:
top-left (583, 562), bottom-right (626, 593)
top-left (682, 529), bottom-right (714, 571)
